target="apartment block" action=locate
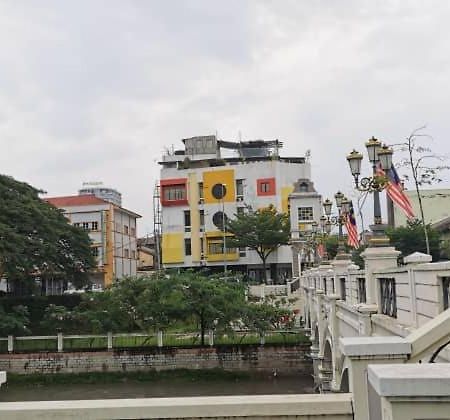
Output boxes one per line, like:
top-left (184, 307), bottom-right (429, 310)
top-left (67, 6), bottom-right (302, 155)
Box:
top-left (46, 189), bottom-right (140, 290)
top-left (158, 135), bottom-right (315, 283)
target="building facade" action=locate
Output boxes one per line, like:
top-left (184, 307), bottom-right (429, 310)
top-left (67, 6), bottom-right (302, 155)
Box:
top-left (158, 135), bottom-right (313, 283)
top-left (393, 188), bottom-right (450, 226)
top-left (288, 179), bottom-right (323, 277)
top-left (46, 193), bottom-right (140, 290)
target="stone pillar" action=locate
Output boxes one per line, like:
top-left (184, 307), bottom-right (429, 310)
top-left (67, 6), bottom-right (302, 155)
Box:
top-left (368, 364), bottom-right (450, 420)
top-left (330, 258), bottom-right (352, 299)
top-left (107, 332), bottom-right (113, 350)
top-left (208, 330), bottom-right (214, 347)
top-left (326, 294), bottom-right (341, 392)
top-left (340, 336), bottom-right (411, 420)
top-left (361, 246), bottom-right (400, 308)
top-left (7, 335), bottom-right (13, 353)
top-left (157, 330), bottom-right (163, 347)
top-left (57, 332), bottom-right (63, 353)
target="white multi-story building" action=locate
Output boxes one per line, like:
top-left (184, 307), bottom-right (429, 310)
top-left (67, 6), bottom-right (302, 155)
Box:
top-left (158, 135), bottom-right (317, 283)
top-left (46, 191), bottom-right (140, 290)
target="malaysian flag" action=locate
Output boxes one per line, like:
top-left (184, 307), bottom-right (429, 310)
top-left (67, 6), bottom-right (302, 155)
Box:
top-left (345, 201), bottom-right (359, 249)
top-left (377, 164), bottom-right (415, 220)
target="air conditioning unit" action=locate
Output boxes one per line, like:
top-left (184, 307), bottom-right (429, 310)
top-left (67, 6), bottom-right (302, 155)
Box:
top-left (236, 196), bottom-right (244, 202)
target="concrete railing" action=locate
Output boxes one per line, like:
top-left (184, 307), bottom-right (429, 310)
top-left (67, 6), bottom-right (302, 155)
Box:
top-left (300, 252), bottom-right (450, 393)
top-left (0, 394), bottom-right (354, 420)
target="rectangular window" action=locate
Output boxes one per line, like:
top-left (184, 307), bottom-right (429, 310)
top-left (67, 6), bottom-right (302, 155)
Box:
top-left (298, 207), bottom-right (314, 221)
top-left (184, 210), bottom-right (191, 232)
top-left (73, 222), bottom-right (80, 227)
top-left (131, 250), bottom-right (136, 260)
top-left (380, 278), bottom-right (397, 318)
top-left (82, 222), bottom-right (90, 230)
top-left (184, 238), bottom-right (192, 256)
top-left (260, 182), bottom-right (270, 193)
top-left (130, 227), bottom-right (136, 237)
top-left (358, 278), bottom-right (366, 303)
top-left (208, 241), bottom-right (224, 255)
top-left (124, 248), bottom-right (130, 258)
top-left (239, 246), bottom-right (246, 257)
top-left (236, 179), bottom-right (244, 199)
top-left (199, 210), bottom-right (205, 227)
top-left (92, 247), bottom-right (99, 257)
top-left (340, 277), bottom-right (346, 301)
top-left (91, 221), bottom-right (98, 231)
top-left (124, 225), bottom-right (129, 235)
top-left (324, 278), bottom-right (328, 294)
top-left (163, 185), bottom-right (186, 201)
top-left (198, 182), bottom-right (204, 200)
top-left (442, 277), bottom-right (450, 310)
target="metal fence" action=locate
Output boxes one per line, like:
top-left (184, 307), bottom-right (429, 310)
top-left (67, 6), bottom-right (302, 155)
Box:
top-left (0, 330), bottom-right (306, 354)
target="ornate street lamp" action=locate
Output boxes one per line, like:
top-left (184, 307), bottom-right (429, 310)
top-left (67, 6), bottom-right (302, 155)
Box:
top-left (347, 137), bottom-right (394, 246)
top-left (323, 192), bottom-right (351, 259)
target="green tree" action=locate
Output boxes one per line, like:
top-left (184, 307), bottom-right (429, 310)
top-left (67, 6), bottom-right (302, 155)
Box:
top-left (227, 205), bottom-right (290, 283)
top-left (174, 272), bottom-right (246, 345)
top-left (0, 305), bottom-right (30, 336)
top-left (386, 220), bottom-right (441, 262)
top-left (0, 175), bottom-right (95, 293)
top-left (241, 303), bottom-right (289, 336)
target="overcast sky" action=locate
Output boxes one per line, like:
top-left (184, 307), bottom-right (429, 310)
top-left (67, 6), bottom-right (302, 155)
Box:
top-left (1, 1), bottom-right (449, 234)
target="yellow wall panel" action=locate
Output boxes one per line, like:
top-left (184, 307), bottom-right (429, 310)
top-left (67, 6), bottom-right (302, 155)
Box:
top-left (203, 169), bottom-right (235, 204)
top-left (281, 186), bottom-right (294, 214)
top-left (162, 233), bottom-right (184, 264)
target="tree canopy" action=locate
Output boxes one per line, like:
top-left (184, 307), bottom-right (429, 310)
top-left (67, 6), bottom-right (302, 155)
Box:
top-left (0, 174), bottom-right (95, 293)
top-left (227, 205), bottom-right (290, 282)
top-left (386, 220), bottom-right (441, 261)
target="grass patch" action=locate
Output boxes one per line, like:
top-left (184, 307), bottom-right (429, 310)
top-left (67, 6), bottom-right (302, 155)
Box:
top-left (6, 369), bottom-right (252, 386)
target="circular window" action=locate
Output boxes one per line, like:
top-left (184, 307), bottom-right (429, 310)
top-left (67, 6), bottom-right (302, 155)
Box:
top-left (212, 211), bottom-right (228, 230)
top-left (211, 183), bottom-right (226, 199)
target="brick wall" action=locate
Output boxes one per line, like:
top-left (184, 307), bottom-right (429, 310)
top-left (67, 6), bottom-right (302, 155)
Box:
top-left (0, 344), bottom-right (312, 375)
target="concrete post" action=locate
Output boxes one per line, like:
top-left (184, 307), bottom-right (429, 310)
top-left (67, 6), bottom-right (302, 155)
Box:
top-left (0, 371), bottom-right (5, 388)
top-left (368, 364), bottom-right (450, 420)
top-left (208, 330), bottom-right (214, 347)
top-left (7, 336), bottom-right (13, 353)
top-left (57, 332), bottom-right (63, 353)
top-left (326, 295), bottom-right (341, 392)
top-left (107, 332), bottom-right (113, 350)
top-left (340, 336), bottom-right (411, 420)
top-left (361, 246), bottom-right (400, 308)
top-left (157, 330), bottom-right (163, 347)
top-left (316, 290), bottom-right (325, 358)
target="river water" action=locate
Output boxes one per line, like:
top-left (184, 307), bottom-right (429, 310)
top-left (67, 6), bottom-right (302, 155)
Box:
top-left (0, 374), bottom-right (314, 401)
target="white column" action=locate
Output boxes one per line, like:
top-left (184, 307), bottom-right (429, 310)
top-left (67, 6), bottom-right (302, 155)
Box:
top-left (57, 333), bottom-right (63, 353)
top-left (361, 247), bottom-right (400, 308)
top-left (340, 336), bottom-right (411, 420)
top-left (368, 364), bottom-right (450, 420)
top-left (7, 336), bottom-right (13, 353)
top-left (107, 332), bottom-right (113, 350)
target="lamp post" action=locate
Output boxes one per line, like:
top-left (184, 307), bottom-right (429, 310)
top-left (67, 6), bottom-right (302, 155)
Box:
top-left (323, 192), bottom-right (351, 259)
top-left (347, 137), bottom-right (393, 247)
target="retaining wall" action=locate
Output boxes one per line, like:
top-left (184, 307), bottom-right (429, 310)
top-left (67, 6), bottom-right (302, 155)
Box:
top-left (0, 344), bottom-right (312, 375)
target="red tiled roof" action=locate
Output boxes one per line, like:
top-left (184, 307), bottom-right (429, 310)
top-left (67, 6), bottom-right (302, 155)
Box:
top-left (45, 194), bottom-right (109, 207)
